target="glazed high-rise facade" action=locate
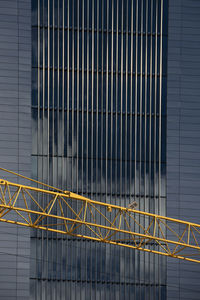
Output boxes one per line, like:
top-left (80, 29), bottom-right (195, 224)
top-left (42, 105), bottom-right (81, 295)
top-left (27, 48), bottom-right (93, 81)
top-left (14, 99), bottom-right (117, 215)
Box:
top-left (31, 0), bottom-right (167, 299)
top-left (1, 0), bottom-right (200, 299)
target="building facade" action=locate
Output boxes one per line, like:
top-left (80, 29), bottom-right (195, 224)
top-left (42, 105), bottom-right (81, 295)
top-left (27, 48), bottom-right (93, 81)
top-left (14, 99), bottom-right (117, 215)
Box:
top-left (167, 1), bottom-right (200, 299)
top-left (0, 0), bottom-right (199, 299)
top-left (31, 0), bottom-right (167, 299)
top-left (0, 0), bottom-right (31, 299)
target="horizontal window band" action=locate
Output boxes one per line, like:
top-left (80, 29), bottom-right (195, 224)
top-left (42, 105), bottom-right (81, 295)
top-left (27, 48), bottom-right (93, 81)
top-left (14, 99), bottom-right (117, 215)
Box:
top-left (32, 67), bottom-right (167, 77)
top-left (31, 154), bottom-right (166, 163)
top-left (29, 189), bottom-right (166, 199)
top-left (32, 25), bottom-right (167, 37)
top-left (31, 237), bottom-right (167, 242)
top-left (30, 278), bottom-right (167, 286)
top-left (32, 107), bottom-right (166, 116)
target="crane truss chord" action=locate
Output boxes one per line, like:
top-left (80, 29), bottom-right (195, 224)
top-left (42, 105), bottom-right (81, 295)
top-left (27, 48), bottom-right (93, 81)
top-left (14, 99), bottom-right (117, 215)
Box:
top-left (0, 178), bottom-right (200, 263)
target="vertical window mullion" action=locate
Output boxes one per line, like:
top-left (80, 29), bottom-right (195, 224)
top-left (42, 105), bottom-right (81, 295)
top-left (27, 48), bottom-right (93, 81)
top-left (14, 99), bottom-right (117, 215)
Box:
top-left (154, 0), bottom-right (158, 214)
top-left (71, 0), bottom-right (74, 190)
top-left (159, 0), bottom-right (164, 213)
top-left (81, 0), bottom-right (84, 194)
top-left (105, 0), bottom-right (109, 200)
top-left (76, 0), bottom-right (79, 193)
top-left (91, 0), bottom-right (94, 196)
top-left (86, 0), bottom-right (89, 198)
top-left (139, 0), bottom-right (143, 208)
top-left (134, 0), bottom-right (138, 204)
top-left (115, 0), bottom-right (119, 203)
top-left (110, 0), bottom-right (114, 200)
top-left (149, 0), bottom-right (153, 213)
top-left (96, 0), bottom-right (99, 197)
top-left (62, 0), bottom-right (65, 187)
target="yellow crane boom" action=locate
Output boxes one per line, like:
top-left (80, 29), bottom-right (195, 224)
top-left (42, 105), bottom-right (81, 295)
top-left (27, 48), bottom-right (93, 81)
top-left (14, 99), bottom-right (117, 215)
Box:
top-left (0, 174), bottom-right (200, 264)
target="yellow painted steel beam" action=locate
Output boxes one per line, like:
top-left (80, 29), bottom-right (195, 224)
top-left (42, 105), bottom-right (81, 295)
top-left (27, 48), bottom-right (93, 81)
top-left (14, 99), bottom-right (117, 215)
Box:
top-left (0, 178), bottom-right (200, 263)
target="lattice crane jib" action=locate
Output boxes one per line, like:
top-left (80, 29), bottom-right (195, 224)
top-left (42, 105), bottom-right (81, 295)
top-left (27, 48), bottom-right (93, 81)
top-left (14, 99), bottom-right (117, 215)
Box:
top-left (0, 169), bottom-right (200, 264)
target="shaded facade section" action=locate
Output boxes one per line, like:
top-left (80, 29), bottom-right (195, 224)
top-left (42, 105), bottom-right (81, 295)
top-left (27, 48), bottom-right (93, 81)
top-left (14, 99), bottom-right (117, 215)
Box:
top-left (0, 0), bottom-right (32, 299)
top-left (167, 0), bottom-right (200, 299)
top-left (31, 0), bottom-right (167, 299)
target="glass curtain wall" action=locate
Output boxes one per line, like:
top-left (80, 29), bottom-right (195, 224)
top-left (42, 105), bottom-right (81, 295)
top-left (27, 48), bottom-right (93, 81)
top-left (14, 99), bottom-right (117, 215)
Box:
top-left (31, 0), bottom-right (168, 299)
